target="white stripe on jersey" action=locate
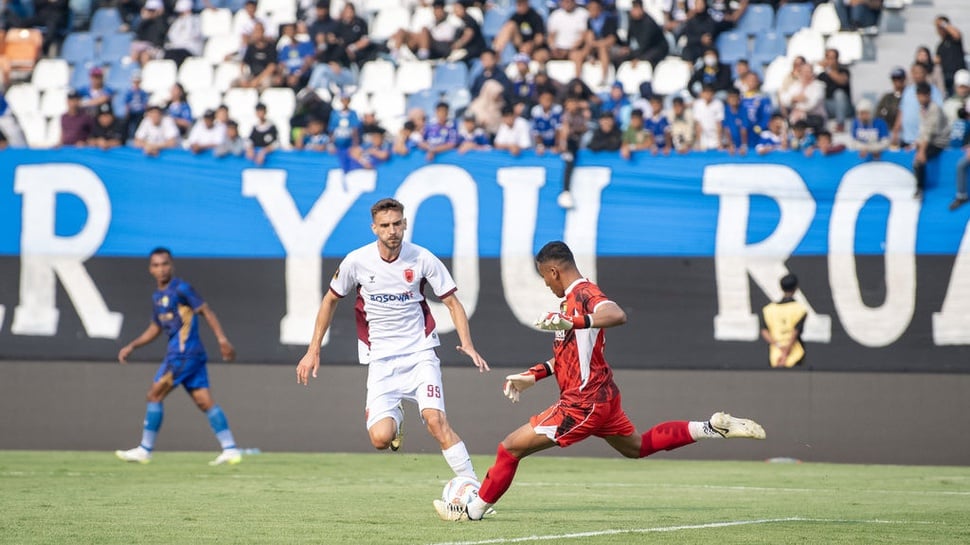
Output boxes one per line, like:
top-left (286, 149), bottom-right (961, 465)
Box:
top-left (331, 241), bottom-right (457, 364)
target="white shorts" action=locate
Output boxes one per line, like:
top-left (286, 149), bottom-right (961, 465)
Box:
top-left (365, 349), bottom-right (446, 430)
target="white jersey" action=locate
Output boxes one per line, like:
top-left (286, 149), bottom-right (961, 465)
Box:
top-left (330, 241), bottom-right (457, 364)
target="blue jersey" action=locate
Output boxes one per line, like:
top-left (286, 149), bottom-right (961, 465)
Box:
top-left (530, 104), bottom-right (562, 147)
top-left (949, 118), bottom-right (967, 148)
top-left (458, 126), bottom-right (490, 147)
top-left (328, 110), bottom-right (361, 149)
top-left (851, 118), bottom-right (889, 145)
top-left (167, 101), bottom-right (193, 125)
top-left (788, 131), bottom-right (816, 151)
top-left (423, 120), bottom-right (458, 147)
top-left (644, 116), bottom-right (670, 148)
top-left (125, 88), bottom-right (149, 114)
top-left (152, 277), bottom-right (206, 358)
top-left (741, 92), bottom-right (773, 135)
top-left (278, 40), bottom-right (315, 75)
top-left (301, 131), bottom-right (330, 148)
top-left (722, 105), bottom-right (746, 147)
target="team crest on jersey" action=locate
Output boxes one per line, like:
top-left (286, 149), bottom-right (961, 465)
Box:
top-left (333, 267), bottom-right (339, 280)
top-left (404, 268), bottom-right (415, 283)
top-left (159, 295), bottom-right (169, 307)
top-left (560, 301), bottom-right (568, 313)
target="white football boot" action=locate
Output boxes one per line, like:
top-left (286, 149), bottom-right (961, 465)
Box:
top-left (709, 412), bottom-right (766, 439)
top-left (390, 404), bottom-right (404, 452)
top-left (209, 449), bottom-right (243, 466)
top-left (432, 500), bottom-right (468, 522)
top-left (115, 446), bottom-right (152, 464)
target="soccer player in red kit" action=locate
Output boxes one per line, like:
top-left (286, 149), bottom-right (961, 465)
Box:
top-left (434, 240), bottom-right (766, 521)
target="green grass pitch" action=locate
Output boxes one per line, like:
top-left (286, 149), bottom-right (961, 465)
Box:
top-left (1, 451), bottom-right (968, 545)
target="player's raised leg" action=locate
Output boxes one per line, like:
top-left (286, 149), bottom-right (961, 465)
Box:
top-left (605, 412), bottom-right (766, 459)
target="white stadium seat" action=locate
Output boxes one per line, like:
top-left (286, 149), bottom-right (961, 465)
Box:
top-left (394, 60), bottom-right (433, 95)
top-left (140, 59), bottom-right (178, 94)
top-left (213, 61), bottom-right (243, 92)
top-left (358, 59), bottom-right (396, 94)
top-left (31, 58), bottom-right (70, 91)
top-left (260, 87), bottom-right (296, 125)
top-left (409, 6), bottom-right (434, 32)
top-left (201, 7), bottom-right (233, 38)
top-left (762, 55), bottom-right (793, 94)
top-left (40, 88), bottom-right (68, 117)
top-left (650, 57), bottom-right (691, 96)
top-left (787, 28), bottom-right (826, 64)
top-left (188, 88), bottom-right (223, 116)
top-left (371, 90), bottom-right (406, 125)
top-left (370, 6), bottom-right (409, 41)
top-left (19, 111), bottom-right (50, 148)
top-left (177, 57), bottom-right (215, 93)
top-left (45, 115), bottom-right (62, 147)
top-left (204, 34), bottom-right (241, 65)
top-left (5, 83), bottom-right (41, 117)
top-left (544, 60), bottom-right (576, 84)
top-left (826, 31), bottom-right (864, 64)
top-left (580, 61), bottom-right (615, 91)
top-left (615, 61), bottom-right (653, 93)
top-left (223, 87), bottom-right (260, 122)
top-left (810, 2), bottom-right (842, 36)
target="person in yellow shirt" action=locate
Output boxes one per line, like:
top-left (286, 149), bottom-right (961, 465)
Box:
top-left (760, 274), bottom-right (808, 368)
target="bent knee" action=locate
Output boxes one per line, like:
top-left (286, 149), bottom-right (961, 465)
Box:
top-left (369, 433), bottom-right (393, 450)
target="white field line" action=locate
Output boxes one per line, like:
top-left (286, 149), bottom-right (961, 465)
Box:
top-left (513, 481), bottom-right (970, 496)
top-left (425, 517), bottom-right (940, 545)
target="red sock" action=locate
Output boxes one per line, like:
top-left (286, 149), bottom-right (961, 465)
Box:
top-left (477, 443), bottom-right (520, 504)
top-left (639, 421), bottom-right (695, 458)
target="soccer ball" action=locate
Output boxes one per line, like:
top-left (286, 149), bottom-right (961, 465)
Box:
top-left (442, 476), bottom-right (480, 507)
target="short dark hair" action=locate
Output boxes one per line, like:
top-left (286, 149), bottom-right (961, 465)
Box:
top-left (816, 129), bottom-right (832, 140)
top-left (371, 198), bottom-right (404, 219)
top-left (672, 97), bottom-right (684, 106)
top-left (630, 108), bottom-right (643, 118)
top-left (780, 273), bottom-right (798, 292)
top-left (436, 101), bottom-right (449, 111)
top-left (536, 241), bottom-right (575, 267)
top-left (255, 102), bottom-right (267, 111)
top-left (149, 247), bottom-right (172, 259)
top-left (916, 82), bottom-right (932, 95)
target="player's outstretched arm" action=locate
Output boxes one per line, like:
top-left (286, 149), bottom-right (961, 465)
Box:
top-left (118, 322), bottom-right (162, 364)
top-left (296, 291), bottom-right (341, 385)
top-left (503, 360), bottom-right (554, 402)
top-left (197, 303), bottom-right (236, 361)
top-left (441, 293), bottom-right (490, 372)
top-left (535, 301), bottom-right (628, 331)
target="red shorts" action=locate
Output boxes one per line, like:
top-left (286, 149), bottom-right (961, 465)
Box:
top-left (529, 395), bottom-right (636, 448)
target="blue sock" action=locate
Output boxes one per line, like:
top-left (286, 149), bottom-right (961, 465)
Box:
top-left (206, 405), bottom-right (237, 450)
top-left (140, 402), bottom-right (163, 452)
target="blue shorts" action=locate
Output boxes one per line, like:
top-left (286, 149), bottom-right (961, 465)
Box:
top-left (154, 353), bottom-right (209, 391)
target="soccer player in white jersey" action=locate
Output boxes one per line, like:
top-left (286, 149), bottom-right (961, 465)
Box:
top-left (296, 198), bottom-right (489, 480)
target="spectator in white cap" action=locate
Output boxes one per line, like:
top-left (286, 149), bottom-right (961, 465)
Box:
top-left (943, 69), bottom-right (970, 124)
top-left (849, 98), bottom-right (890, 161)
top-left (164, 0), bottom-right (203, 67)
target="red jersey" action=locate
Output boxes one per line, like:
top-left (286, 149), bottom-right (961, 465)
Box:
top-left (551, 278), bottom-right (620, 407)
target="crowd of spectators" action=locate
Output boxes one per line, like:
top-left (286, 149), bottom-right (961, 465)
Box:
top-left (1, 0), bottom-right (969, 208)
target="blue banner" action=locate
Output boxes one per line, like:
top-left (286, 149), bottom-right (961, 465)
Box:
top-left (1, 147), bottom-right (966, 259)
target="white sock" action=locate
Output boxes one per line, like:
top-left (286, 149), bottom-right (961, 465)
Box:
top-left (466, 495), bottom-right (490, 520)
top-left (688, 420), bottom-right (722, 440)
top-left (442, 441), bottom-right (477, 480)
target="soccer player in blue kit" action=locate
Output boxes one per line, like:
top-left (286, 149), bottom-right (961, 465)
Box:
top-left (115, 247), bottom-right (242, 465)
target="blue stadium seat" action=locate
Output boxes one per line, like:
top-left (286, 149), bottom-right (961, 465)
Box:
top-left (432, 62), bottom-right (469, 92)
top-left (111, 91), bottom-right (128, 116)
top-left (70, 63), bottom-right (93, 88)
top-left (97, 32), bottom-right (134, 65)
top-left (466, 58), bottom-right (484, 87)
top-left (405, 88), bottom-right (440, 117)
top-left (715, 30), bottom-right (748, 64)
top-left (482, 6), bottom-right (511, 41)
top-left (106, 59), bottom-right (138, 91)
top-left (227, 0), bottom-right (248, 12)
top-left (750, 30), bottom-right (786, 67)
top-left (90, 7), bottom-right (123, 38)
top-left (775, 2), bottom-right (814, 36)
top-left (61, 32), bottom-right (96, 66)
top-left (735, 3), bottom-right (774, 36)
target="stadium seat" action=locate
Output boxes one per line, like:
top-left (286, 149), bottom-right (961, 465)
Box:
top-left (201, 8), bottom-right (233, 38)
top-left (615, 61), bottom-right (653, 93)
top-left (642, 0), bottom-right (666, 26)
top-left (4, 83), bottom-right (40, 118)
top-left (371, 90), bottom-right (406, 130)
top-left (370, 6), bottom-right (409, 41)
top-left (358, 59), bottom-right (396, 94)
top-left (466, 6), bottom-right (484, 25)
top-left (18, 111), bottom-right (49, 148)
top-left (257, 0), bottom-right (297, 25)
top-left (45, 115), bottom-right (61, 147)
top-left (750, 30), bottom-right (786, 67)
top-left (651, 57), bottom-right (691, 95)
top-left (409, 6), bottom-right (435, 33)
top-left (715, 29), bottom-right (748, 64)
top-left (810, 2), bottom-right (842, 36)
top-left (786, 28), bottom-right (825, 63)
top-left (111, 92), bottom-right (128, 117)
top-left (69, 64), bottom-right (93, 89)
top-left (431, 62), bottom-right (469, 93)
top-left (61, 32), bottom-right (96, 66)
top-left (4, 28), bottom-right (43, 75)
top-left (140, 59), bottom-right (178, 94)
top-left (544, 60), bottom-right (576, 84)
top-left (735, 3), bottom-right (774, 36)
top-left (580, 61), bottom-right (615, 90)
top-left (394, 60), bottom-right (433, 95)
top-left (203, 34), bottom-right (240, 65)
top-left (31, 58), bottom-right (70, 91)
top-left (148, 89), bottom-right (171, 107)
top-left (363, 0), bottom-right (401, 14)
top-left (40, 88), bottom-right (69, 117)
top-left (227, 0), bottom-right (248, 12)
top-left (177, 56), bottom-right (214, 93)
top-left (97, 32), bottom-right (134, 65)
top-left (445, 87), bottom-right (471, 112)
top-left (260, 87), bottom-right (296, 125)
top-left (761, 55), bottom-right (793, 94)
top-left (775, 2), bottom-right (814, 36)
top-left (405, 88), bottom-right (438, 116)
top-left (187, 88), bottom-right (223, 116)
top-left (826, 31), bottom-right (863, 64)
top-left (223, 87), bottom-right (260, 122)
top-left (482, 6), bottom-right (511, 41)
top-left (90, 8), bottom-right (123, 39)
top-left (213, 60), bottom-right (243, 92)
top-left (345, 89), bottom-right (370, 115)
top-left (105, 58), bottom-right (138, 91)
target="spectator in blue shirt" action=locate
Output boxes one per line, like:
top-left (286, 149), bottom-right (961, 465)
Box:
top-left (77, 67), bottom-right (115, 116)
top-left (894, 62), bottom-right (943, 148)
top-left (348, 126), bottom-right (391, 170)
top-left (166, 83), bottom-right (193, 136)
top-left (419, 102), bottom-right (459, 160)
top-left (722, 87), bottom-right (748, 154)
top-left (531, 89), bottom-right (563, 153)
top-left (740, 71), bottom-right (773, 138)
top-left (600, 82), bottom-right (631, 127)
top-left (644, 95), bottom-right (671, 154)
top-left (328, 91), bottom-right (361, 150)
top-left (276, 22), bottom-right (316, 89)
top-left (457, 113), bottom-right (491, 153)
top-left (296, 117), bottom-right (330, 151)
top-left (787, 120), bottom-right (816, 152)
top-left (849, 99), bottom-right (890, 160)
top-left (123, 72), bottom-right (150, 140)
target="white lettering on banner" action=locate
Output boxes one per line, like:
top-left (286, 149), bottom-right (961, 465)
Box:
top-left (396, 165), bottom-right (480, 334)
top-left (242, 168), bottom-right (376, 345)
top-left (0, 305), bottom-right (5, 331)
top-left (11, 164), bottom-right (122, 338)
top-left (498, 167), bottom-right (610, 327)
top-left (703, 164), bottom-right (832, 342)
top-left (933, 219), bottom-right (970, 344)
top-left (829, 163), bottom-right (918, 347)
